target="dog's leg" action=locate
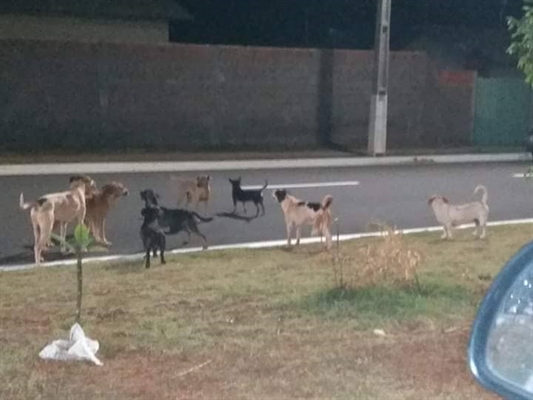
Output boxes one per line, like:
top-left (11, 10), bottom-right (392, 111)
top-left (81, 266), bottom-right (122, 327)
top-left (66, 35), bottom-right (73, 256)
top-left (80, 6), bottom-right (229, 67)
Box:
top-left (160, 234), bottom-right (167, 264)
top-left (59, 222), bottom-right (68, 253)
top-left (295, 226), bottom-right (301, 245)
top-left (32, 220), bottom-right (42, 265)
top-left (189, 223), bottom-right (208, 250)
top-left (102, 218), bottom-right (112, 245)
top-left (286, 223), bottom-right (292, 247)
top-left (324, 228), bottom-right (332, 250)
top-left (144, 247), bottom-right (151, 269)
top-left (445, 224), bottom-right (453, 240)
top-left (472, 219), bottom-right (480, 237)
top-left (479, 220), bottom-right (487, 239)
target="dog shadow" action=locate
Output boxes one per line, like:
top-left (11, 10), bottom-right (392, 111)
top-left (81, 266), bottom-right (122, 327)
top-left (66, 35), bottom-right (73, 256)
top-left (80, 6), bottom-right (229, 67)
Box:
top-left (215, 211), bottom-right (259, 223)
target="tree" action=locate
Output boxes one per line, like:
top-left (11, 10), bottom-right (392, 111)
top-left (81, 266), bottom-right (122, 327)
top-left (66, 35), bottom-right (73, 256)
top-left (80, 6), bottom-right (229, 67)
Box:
top-left (507, 0), bottom-right (533, 86)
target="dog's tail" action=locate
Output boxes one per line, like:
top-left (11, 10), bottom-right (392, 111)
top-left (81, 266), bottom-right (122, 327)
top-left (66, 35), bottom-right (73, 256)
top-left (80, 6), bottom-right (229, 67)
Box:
top-left (321, 194), bottom-right (334, 210)
top-left (474, 185), bottom-right (488, 207)
top-left (19, 192), bottom-right (37, 210)
top-left (192, 212), bottom-right (214, 223)
top-left (260, 180), bottom-right (268, 191)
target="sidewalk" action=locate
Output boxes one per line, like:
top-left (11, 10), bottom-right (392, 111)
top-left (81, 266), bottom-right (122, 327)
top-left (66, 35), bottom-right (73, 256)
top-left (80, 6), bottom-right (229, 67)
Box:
top-left (0, 148), bottom-right (530, 176)
top-left (0, 146), bottom-right (527, 164)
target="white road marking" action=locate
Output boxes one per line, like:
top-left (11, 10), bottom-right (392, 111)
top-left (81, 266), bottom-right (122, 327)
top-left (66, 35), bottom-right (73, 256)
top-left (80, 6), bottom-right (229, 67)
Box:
top-left (0, 153), bottom-right (530, 176)
top-left (513, 173), bottom-right (533, 178)
top-left (242, 181), bottom-right (360, 190)
top-left (2, 218), bottom-right (532, 272)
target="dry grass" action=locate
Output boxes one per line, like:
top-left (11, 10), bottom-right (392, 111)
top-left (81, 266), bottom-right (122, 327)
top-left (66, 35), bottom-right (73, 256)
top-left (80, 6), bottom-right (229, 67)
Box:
top-left (1, 224), bottom-right (531, 399)
top-left (332, 222), bottom-right (422, 290)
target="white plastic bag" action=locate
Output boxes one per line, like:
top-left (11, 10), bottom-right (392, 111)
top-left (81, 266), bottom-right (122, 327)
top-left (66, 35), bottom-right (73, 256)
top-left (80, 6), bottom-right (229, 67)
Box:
top-left (39, 323), bottom-right (103, 366)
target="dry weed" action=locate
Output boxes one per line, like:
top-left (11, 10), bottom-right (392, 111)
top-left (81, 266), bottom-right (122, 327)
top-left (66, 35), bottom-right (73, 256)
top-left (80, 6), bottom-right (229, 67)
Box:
top-left (332, 222), bottom-right (423, 291)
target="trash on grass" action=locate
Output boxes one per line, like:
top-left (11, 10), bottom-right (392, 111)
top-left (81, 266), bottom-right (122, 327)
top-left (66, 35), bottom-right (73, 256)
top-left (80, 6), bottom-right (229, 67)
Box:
top-left (39, 323), bottom-right (103, 366)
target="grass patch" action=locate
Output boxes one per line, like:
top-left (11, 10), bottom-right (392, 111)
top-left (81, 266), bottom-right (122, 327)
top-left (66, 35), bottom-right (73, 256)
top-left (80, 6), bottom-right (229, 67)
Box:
top-left (0, 224), bottom-right (531, 399)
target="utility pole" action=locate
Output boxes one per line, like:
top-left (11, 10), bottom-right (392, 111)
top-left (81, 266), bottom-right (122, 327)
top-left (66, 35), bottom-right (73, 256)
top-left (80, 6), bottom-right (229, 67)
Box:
top-left (367, 0), bottom-right (391, 156)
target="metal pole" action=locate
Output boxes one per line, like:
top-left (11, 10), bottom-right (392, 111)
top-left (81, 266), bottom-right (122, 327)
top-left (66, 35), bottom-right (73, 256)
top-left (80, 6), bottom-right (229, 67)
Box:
top-left (367, 0), bottom-right (391, 156)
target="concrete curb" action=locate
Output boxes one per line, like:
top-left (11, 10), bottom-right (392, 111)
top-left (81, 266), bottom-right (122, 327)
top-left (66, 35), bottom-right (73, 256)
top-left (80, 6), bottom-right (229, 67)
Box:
top-left (2, 218), bottom-right (532, 272)
top-left (0, 153), bottom-right (531, 176)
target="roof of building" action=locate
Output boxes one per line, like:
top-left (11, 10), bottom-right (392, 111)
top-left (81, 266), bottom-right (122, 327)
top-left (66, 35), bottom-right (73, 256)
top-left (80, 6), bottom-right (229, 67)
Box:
top-left (0, 0), bottom-right (192, 22)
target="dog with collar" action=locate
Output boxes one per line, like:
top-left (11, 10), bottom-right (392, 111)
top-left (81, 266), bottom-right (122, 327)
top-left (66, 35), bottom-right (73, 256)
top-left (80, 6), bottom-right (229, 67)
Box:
top-left (272, 189), bottom-right (334, 249)
top-left (428, 185), bottom-right (489, 240)
top-left (19, 175), bottom-right (96, 265)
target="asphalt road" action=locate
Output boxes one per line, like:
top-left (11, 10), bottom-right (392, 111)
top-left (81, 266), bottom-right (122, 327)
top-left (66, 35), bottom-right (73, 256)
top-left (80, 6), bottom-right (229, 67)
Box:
top-left (1, 162), bottom-right (532, 267)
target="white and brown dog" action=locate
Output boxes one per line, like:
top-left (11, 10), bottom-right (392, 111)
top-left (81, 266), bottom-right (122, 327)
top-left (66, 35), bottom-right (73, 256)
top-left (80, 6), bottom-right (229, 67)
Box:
top-left (273, 189), bottom-right (334, 249)
top-left (428, 185), bottom-right (489, 240)
top-left (19, 175), bottom-right (96, 265)
top-left (170, 175), bottom-right (211, 212)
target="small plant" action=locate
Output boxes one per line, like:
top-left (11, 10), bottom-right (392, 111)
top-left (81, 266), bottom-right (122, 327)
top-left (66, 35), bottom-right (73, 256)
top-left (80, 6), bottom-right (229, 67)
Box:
top-left (51, 223), bottom-right (106, 323)
top-left (331, 222), bottom-right (423, 293)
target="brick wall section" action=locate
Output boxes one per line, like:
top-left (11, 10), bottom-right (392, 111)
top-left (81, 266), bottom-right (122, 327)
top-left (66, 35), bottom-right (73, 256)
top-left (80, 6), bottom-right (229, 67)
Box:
top-left (0, 39), bottom-right (475, 152)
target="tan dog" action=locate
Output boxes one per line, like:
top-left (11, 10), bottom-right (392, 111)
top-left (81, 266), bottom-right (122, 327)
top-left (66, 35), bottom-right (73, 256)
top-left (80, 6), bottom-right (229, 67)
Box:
top-left (170, 175), bottom-right (211, 211)
top-left (273, 189), bottom-right (334, 249)
top-left (428, 185), bottom-right (489, 240)
top-left (85, 181), bottom-right (129, 245)
top-left (19, 175), bottom-right (96, 265)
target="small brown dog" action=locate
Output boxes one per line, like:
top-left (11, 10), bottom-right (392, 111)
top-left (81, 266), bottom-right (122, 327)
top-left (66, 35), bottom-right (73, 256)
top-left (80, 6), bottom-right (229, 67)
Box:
top-left (272, 189), bottom-right (334, 249)
top-left (170, 175), bottom-right (211, 211)
top-left (428, 185), bottom-right (489, 240)
top-left (85, 181), bottom-right (129, 245)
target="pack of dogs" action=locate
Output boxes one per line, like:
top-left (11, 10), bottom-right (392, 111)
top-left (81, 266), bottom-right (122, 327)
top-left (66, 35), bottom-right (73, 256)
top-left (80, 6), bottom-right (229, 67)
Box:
top-left (18, 173), bottom-right (490, 268)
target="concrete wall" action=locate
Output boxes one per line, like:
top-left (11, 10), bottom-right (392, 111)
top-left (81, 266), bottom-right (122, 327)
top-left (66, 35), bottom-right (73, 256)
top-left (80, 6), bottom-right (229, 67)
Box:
top-left (0, 39), bottom-right (475, 153)
top-left (0, 14), bottom-right (168, 44)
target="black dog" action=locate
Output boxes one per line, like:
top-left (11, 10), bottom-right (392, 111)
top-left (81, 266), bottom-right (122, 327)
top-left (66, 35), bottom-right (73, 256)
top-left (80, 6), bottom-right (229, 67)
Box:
top-left (140, 189), bottom-right (213, 249)
top-left (140, 206), bottom-right (166, 269)
top-left (228, 177), bottom-right (268, 216)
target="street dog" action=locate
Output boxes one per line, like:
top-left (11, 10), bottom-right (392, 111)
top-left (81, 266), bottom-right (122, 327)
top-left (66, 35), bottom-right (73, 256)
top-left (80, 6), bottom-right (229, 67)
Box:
top-left (428, 185), bottom-right (489, 239)
top-left (272, 189), bottom-right (334, 250)
top-left (85, 181), bottom-right (129, 245)
top-left (170, 175), bottom-right (212, 212)
top-left (140, 206), bottom-right (166, 269)
top-left (228, 177), bottom-right (268, 216)
top-left (140, 189), bottom-right (213, 249)
top-left (19, 175), bottom-right (96, 265)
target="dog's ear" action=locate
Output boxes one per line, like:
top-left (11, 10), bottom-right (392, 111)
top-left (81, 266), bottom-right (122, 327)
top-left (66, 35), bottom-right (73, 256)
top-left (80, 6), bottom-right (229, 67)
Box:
top-left (427, 196), bottom-right (436, 205)
top-left (442, 197), bottom-right (449, 204)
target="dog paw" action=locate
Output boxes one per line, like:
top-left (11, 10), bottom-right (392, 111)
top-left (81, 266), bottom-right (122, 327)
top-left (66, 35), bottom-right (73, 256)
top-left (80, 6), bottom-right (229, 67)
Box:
top-left (202, 245), bottom-right (208, 250)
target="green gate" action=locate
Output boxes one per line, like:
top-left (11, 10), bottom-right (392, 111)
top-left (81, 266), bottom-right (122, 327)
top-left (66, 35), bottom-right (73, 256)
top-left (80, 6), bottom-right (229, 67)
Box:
top-left (474, 77), bottom-right (532, 146)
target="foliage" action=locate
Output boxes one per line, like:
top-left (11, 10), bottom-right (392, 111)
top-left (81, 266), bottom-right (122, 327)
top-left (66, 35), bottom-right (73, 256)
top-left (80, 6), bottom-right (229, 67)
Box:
top-left (507, 0), bottom-right (533, 86)
top-left (51, 224), bottom-right (106, 323)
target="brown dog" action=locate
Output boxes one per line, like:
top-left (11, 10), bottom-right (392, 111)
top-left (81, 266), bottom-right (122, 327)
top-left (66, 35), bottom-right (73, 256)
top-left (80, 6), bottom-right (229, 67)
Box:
top-left (85, 181), bottom-right (129, 245)
top-left (170, 175), bottom-right (211, 211)
top-left (272, 189), bottom-right (334, 250)
top-left (19, 175), bottom-right (96, 265)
